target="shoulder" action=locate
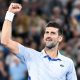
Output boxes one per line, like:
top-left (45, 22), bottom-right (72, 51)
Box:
top-left (18, 43), bottom-right (41, 56)
top-left (18, 43), bottom-right (38, 52)
top-left (60, 54), bottom-right (74, 65)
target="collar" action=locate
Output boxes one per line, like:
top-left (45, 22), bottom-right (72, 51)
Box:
top-left (41, 49), bottom-right (62, 61)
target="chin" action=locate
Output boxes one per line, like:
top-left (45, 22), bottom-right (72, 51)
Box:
top-left (46, 46), bottom-right (53, 49)
top-left (45, 42), bottom-right (57, 49)
top-left (46, 44), bottom-right (54, 49)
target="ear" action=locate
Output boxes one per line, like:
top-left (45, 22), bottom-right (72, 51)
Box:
top-left (58, 35), bottom-right (63, 42)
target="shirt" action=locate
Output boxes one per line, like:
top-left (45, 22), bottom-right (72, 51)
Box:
top-left (16, 44), bottom-right (77, 80)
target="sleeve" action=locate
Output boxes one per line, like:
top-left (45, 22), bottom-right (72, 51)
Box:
top-left (66, 60), bottom-right (77, 80)
top-left (16, 44), bottom-right (37, 64)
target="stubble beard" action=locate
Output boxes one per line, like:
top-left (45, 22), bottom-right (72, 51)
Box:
top-left (45, 41), bottom-right (57, 49)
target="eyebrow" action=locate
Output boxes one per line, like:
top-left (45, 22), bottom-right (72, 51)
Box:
top-left (45, 31), bottom-right (49, 32)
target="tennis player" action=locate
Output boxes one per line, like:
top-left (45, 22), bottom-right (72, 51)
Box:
top-left (1, 3), bottom-right (77, 80)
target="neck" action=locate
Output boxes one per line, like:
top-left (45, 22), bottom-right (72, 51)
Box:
top-left (44, 46), bottom-right (58, 58)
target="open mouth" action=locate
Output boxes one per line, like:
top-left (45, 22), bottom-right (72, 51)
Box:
top-left (46, 38), bottom-right (52, 41)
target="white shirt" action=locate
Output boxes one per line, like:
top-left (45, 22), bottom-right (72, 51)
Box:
top-left (16, 44), bottom-right (77, 80)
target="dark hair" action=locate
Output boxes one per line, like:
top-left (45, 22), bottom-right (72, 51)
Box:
top-left (46, 21), bottom-right (63, 35)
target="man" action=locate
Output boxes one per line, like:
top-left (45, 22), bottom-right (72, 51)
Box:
top-left (1, 3), bottom-right (77, 80)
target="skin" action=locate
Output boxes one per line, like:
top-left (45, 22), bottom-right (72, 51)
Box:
top-left (1, 3), bottom-right (63, 58)
top-left (1, 3), bottom-right (22, 54)
top-left (1, 4), bottom-right (77, 80)
top-left (43, 27), bottom-right (63, 58)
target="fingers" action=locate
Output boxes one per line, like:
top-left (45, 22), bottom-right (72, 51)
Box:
top-left (8, 3), bottom-right (22, 13)
top-left (11, 3), bottom-right (22, 9)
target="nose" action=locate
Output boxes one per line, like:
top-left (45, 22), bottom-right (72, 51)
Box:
top-left (47, 33), bottom-right (52, 37)
top-left (46, 33), bottom-right (52, 40)
top-left (47, 33), bottom-right (51, 37)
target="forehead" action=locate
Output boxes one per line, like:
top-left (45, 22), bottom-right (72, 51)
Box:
top-left (45, 27), bottom-right (59, 32)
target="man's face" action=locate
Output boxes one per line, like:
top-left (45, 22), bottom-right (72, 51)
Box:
top-left (43, 27), bottom-right (62, 49)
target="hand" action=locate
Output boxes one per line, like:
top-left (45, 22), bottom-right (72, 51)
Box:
top-left (8, 3), bottom-right (22, 13)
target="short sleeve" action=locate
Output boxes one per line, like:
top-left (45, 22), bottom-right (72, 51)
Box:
top-left (66, 60), bottom-right (77, 80)
top-left (16, 44), bottom-right (37, 64)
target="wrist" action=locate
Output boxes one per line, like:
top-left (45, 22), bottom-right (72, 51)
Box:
top-left (5, 11), bottom-right (15, 22)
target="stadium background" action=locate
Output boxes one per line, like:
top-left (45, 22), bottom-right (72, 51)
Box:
top-left (0, 0), bottom-right (80, 80)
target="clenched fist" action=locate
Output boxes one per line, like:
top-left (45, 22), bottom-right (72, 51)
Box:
top-left (8, 3), bottom-right (22, 13)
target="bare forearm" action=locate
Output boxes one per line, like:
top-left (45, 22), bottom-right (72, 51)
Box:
top-left (1, 2), bottom-right (22, 44)
top-left (1, 3), bottom-right (22, 54)
top-left (1, 20), bottom-right (12, 43)
top-left (1, 17), bottom-right (19, 54)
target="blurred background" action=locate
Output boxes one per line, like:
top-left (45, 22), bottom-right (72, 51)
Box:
top-left (0, 0), bottom-right (80, 80)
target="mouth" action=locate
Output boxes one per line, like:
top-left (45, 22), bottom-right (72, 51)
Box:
top-left (46, 37), bottom-right (52, 41)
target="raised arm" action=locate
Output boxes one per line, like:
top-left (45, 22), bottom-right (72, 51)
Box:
top-left (1, 3), bottom-right (22, 54)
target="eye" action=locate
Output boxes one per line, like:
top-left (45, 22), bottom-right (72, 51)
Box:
top-left (45, 31), bottom-right (49, 34)
top-left (51, 32), bottom-right (56, 34)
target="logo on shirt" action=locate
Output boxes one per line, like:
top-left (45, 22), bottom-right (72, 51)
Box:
top-left (60, 64), bottom-right (64, 67)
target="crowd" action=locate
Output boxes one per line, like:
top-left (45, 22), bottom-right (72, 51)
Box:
top-left (0, 0), bottom-right (80, 80)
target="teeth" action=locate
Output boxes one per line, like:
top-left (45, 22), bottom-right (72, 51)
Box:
top-left (46, 39), bottom-right (52, 40)
top-left (46, 40), bottom-right (52, 41)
